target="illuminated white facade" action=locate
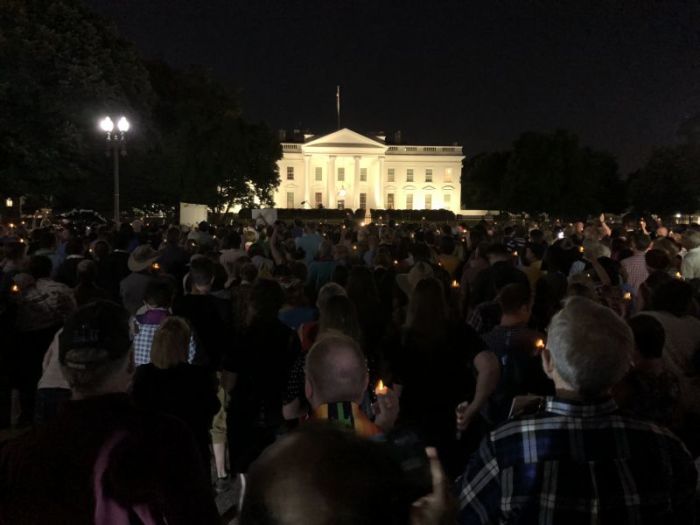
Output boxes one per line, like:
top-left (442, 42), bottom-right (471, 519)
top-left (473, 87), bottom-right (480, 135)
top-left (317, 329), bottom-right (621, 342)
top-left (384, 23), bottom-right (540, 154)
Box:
top-left (273, 128), bottom-right (464, 212)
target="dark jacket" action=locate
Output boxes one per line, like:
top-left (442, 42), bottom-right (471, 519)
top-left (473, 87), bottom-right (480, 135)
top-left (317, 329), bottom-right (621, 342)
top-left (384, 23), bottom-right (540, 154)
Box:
top-left (0, 393), bottom-right (219, 525)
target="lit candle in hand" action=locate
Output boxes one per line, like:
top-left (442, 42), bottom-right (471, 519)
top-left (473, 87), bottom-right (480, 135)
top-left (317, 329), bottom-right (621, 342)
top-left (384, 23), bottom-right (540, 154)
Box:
top-left (451, 279), bottom-right (459, 289)
top-left (375, 380), bottom-right (388, 396)
top-left (10, 284), bottom-right (20, 294)
top-left (535, 338), bottom-right (545, 351)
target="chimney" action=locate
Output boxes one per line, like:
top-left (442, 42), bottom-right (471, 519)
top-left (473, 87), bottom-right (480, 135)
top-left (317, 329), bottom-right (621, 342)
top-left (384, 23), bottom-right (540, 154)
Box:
top-left (278, 129), bottom-right (287, 142)
top-left (394, 130), bottom-right (402, 144)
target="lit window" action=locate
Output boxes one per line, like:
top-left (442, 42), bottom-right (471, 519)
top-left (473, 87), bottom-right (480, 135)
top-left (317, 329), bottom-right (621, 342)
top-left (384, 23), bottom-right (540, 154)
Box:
top-left (359, 193), bottom-right (367, 210)
top-left (407, 169), bottom-right (414, 182)
top-left (360, 168), bottom-right (367, 182)
top-left (315, 167), bottom-right (322, 181)
top-left (425, 169), bottom-right (433, 183)
top-left (338, 167), bottom-right (345, 182)
top-left (406, 194), bottom-right (413, 209)
top-left (286, 192), bottom-right (294, 208)
top-left (387, 193), bottom-right (395, 209)
top-left (315, 192), bottom-right (323, 207)
top-left (424, 194), bottom-right (432, 210)
top-left (445, 168), bottom-right (453, 182)
top-left (444, 193), bottom-right (451, 207)
top-left (286, 166), bottom-right (294, 180)
top-left (387, 168), bottom-right (395, 183)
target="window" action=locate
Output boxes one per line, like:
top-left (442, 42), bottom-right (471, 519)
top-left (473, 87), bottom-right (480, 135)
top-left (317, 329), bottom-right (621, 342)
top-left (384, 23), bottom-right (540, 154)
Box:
top-left (359, 193), bottom-right (367, 210)
top-left (425, 169), bottom-right (433, 183)
top-left (338, 167), bottom-right (345, 182)
top-left (286, 192), bottom-right (294, 209)
top-left (424, 194), bottom-right (432, 210)
top-left (444, 193), bottom-right (451, 207)
top-left (315, 167), bottom-right (322, 181)
top-left (387, 193), bottom-right (395, 209)
top-left (406, 194), bottom-right (413, 209)
top-left (337, 199), bottom-right (345, 210)
top-left (445, 168), bottom-right (453, 182)
top-left (286, 166), bottom-right (294, 180)
top-left (406, 169), bottom-right (414, 182)
top-left (315, 192), bottom-right (323, 207)
top-left (387, 168), bottom-right (395, 183)
top-left (360, 168), bottom-right (367, 182)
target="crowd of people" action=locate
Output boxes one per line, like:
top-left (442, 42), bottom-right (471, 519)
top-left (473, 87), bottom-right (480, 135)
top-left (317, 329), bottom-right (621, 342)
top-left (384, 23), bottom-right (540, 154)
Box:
top-left (0, 212), bottom-right (699, 523)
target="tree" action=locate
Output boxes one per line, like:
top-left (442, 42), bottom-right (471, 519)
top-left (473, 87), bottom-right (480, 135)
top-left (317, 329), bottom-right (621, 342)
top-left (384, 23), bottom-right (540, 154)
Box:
top-left (463, 130), bottom-right (625, 216)
top-left (0, 0), bottom-right (153, 209)
top-left (627, 146), bottom-right (700, 214)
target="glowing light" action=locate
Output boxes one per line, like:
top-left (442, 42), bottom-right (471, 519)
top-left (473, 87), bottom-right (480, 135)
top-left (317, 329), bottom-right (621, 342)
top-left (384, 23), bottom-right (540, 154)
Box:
top-left (9, 223), bottom-right (15, 228)
top-left (513, 251), bottom-right (518, 257)
top-left (99, 116), bottom-right (114, 132)
top-left (623, 292), bottom-right (632, 301)
top-left (451, 279), bottom-right (459, 289)
top-left (352, 245), bottom-right (357, 251)
top-left (152, 262), bottom-right (160, 271)
top-left (5, 198), bottom-right (12, 208)
top-left (676, 271), bottom-right (683, 279)
top-left (117, 116), bottom-right (130, 132)
top-left (375, 380), bottom-right (388, 396)
top-left (360, 221), bottom-right (365, 227)
top-left (10, 284), bottom-right (20, 294)
top-left (393, 259), bottom-right (398, 266)
top-left (535, 339), bottom-right (545, 350)
top-left (579, 246), bottom-right (584, 253)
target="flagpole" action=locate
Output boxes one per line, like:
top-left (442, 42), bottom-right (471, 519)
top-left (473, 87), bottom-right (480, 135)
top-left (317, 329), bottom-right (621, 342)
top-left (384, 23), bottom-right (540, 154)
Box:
top-left (336, 85), bottom-right (340, 130)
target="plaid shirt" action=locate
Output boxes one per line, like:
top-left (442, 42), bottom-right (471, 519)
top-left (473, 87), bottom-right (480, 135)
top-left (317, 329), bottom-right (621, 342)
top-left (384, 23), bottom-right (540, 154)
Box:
top-left (621, 251), bottom-right (649, 292)
top-left (132, 309), bottom-right (196, 366)
top-left (456, 397), bottom-right (696, 524)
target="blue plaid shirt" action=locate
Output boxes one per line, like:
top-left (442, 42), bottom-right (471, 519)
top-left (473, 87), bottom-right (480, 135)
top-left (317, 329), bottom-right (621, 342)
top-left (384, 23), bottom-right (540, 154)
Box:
top-left (456, 397), bottom-right (696, 524)
top-left (132, 309), bottom-right (196, 366)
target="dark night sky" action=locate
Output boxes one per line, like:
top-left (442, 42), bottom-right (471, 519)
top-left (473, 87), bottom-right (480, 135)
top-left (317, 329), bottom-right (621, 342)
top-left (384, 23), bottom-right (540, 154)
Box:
top-left (86, 0), bottom-right (700, 173)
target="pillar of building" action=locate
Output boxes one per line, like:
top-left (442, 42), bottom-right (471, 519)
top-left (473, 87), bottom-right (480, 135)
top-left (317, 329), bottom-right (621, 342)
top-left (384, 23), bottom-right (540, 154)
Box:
top-left (327, 155), bottom-right (336, 209)
top-left (303, 154), bottom-right (311, 209)
top-left (353, 155), bottom-right (361, 210)
top-left (374, 156), bottom-right (384, 209)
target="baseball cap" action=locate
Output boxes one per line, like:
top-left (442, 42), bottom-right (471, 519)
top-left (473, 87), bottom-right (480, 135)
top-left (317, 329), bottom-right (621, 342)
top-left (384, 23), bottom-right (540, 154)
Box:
top-left (59, 300), bottom-right (131, 370)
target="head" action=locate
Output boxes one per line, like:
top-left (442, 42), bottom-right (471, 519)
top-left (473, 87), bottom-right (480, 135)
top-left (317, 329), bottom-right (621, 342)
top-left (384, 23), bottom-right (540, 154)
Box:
top-left (319, 295), bottom-right (362, 341)
top-left (198, 221), bottom-right (209, 233)
top-left (683, 230), bottom-right (700, 251)
top-left (189, 256), bottom-right (215, 293)
top-left (651, 279), bottom-right (694, 317)
top-left (304, 334), bottom-right (368, 408)
top-left (542, 297), bottom-right (633, 399)
top-left (223, 231), bottom-right (242, 250)
top-left (248, 278), bottom-right (285, 321)
top-left (485, 243), bottom-right (512, 265)
top-left (439, 236), bottom-right (455, 256)
top-left (497, 283), bottom-right (532, 324)
top-left (630, 232), bottom-right (652, 253)
top-left (76, 259), bottom-right (98, 285)
top-left (628, 314), bottom-right (665, 362)
top-left (59, 301), bottom-right (133, 398)
top-left (644, 249), bottom-right (671, 273)
top-left (240, 423), bottom-right (409, 525)
top-left (166, 226), bottom-right (181, 245)
top-left (151, 316), bottom-right (191, 369)
top-left (240, 262), bottom-right (259, 284)
top-left (405, 277), bottom-right (447, 333)
top-left (316, 281), bottom-right (348, 310)
top-left (144, 277), bottom-right (175, 309)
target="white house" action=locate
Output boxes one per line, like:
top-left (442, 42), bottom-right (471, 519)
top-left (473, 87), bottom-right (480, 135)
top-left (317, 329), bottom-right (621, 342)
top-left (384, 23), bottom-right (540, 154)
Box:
top-left (273, 128), bottom-right (464, 212)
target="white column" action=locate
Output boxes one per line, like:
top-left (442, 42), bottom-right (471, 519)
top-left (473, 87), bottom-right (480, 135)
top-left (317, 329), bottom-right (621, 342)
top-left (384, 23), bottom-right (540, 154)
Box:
top-left (327, 155), bottom-right (336, 209)
top-left (303, 154), bottom-right (311, 209)
top-left (374, 156), bottom-right (384, 209)
top-left (353, 155), bottom-right (361, 210)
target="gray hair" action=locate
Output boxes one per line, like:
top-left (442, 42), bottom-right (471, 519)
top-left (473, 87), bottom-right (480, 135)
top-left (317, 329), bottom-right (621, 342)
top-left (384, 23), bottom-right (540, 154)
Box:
top-left (547, 297), bottom-right (633, 398)
top-left (316, 282), bottom-right (347, 310)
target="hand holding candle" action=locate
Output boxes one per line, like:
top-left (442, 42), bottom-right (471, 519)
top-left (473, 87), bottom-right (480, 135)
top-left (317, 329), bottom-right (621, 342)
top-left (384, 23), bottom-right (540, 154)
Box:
top-left (10, 284), bottom-right (20, 294)
top-left (375, 379), bottom-right (388, 396)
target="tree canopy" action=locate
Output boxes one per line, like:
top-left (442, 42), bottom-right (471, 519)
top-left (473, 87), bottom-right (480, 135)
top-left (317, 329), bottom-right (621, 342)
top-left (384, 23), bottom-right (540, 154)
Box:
top-left (463, 130), bottom-right (625, 216)
top-left (0, 0), bottom-right (281, 215)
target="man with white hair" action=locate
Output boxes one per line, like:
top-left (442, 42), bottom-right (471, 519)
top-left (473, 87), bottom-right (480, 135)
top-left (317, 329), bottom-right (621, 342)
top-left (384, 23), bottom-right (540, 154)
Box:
top-left (456, 297), bottom-right (697, 524)
top-left (681, 229), bottom-right (700, 279)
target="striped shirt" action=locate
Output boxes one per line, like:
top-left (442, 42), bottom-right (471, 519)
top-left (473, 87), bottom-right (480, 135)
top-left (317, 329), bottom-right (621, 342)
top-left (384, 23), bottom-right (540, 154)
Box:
top-left (456, 397), bottom-right (696, 524)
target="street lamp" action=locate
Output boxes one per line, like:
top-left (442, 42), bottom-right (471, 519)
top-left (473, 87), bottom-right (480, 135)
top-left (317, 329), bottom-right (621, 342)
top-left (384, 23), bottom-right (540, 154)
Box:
top-left (99, 116), bottom-right (129, 224)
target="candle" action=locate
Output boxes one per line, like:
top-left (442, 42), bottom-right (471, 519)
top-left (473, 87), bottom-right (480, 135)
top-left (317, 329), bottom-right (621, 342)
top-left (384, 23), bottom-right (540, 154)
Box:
top-left (623, 292), bottom-right (632, 301)
top-left (352, 245), bottom-right (357, 251)
top-left (151, 262), bottom-right (161, 271)
top-left (676, 272), bottom-right (683, 279)
top-left (513, 250), bottom-right (518, 257)
top-left (375, 380), bottom-right (388, 396)
top-left (451, 279), bottom-right (459, 289)
top-left (579, 246), bottom-right (585, 253)
top-left (535, 338), bottom-right (545, 351)
top-left (10, 284), bottom-right (20, 294)
top-left (393, 260), bottom-right (398, 266)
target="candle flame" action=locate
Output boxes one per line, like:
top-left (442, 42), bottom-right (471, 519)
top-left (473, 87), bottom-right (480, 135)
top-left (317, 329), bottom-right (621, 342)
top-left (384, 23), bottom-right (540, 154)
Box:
top-left (152, 262), bottom-right (160, 270)
top-left (676, 272), bottom-right (683, 279)
top-left (375, 380), bottom-right (388, 395)
top-left (623, 292), bottom-right (632, 301)
top-left (451, 279), bottom-right (459, 288)
top-left (535, 338), bottom-right (545, 350)
top-left (393, 260), bottom-right (398, 265)
top-left (10, 284), bottom-right (20, 294)
top-left (579, 246), bottom-right (585, 253)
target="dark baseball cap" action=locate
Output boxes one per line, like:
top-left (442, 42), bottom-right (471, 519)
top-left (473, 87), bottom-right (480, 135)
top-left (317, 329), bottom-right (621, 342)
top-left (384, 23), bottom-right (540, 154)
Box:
top-left (59, 300), bottom-right (131, 370)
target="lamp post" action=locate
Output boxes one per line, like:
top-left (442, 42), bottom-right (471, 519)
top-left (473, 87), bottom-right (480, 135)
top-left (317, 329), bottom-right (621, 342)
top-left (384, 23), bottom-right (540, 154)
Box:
top-left (99, 116), bottom-right (130, 224)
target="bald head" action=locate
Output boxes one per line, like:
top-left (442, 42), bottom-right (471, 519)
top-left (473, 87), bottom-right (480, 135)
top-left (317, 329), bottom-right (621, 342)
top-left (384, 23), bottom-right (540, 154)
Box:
top-left (305, 334), bottom-right (368, 407)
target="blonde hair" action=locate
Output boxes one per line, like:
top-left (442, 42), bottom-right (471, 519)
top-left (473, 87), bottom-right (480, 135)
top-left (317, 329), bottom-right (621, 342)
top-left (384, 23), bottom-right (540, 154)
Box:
top-left (151, 316), bottom-right (191, 369)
